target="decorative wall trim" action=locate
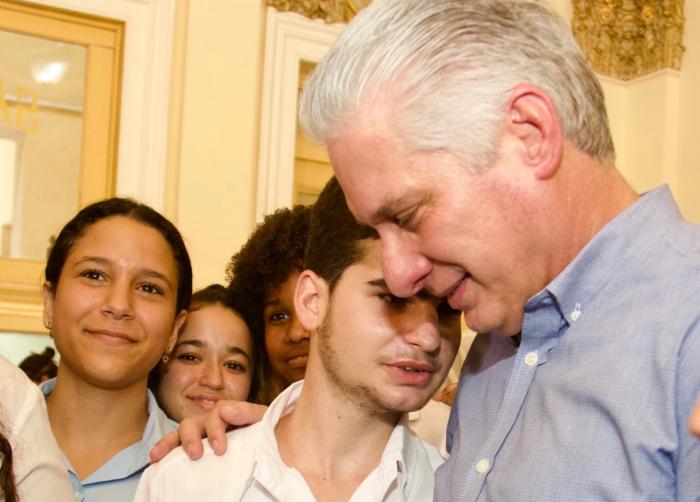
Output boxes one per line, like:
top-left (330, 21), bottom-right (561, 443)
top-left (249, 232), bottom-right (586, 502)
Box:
top-left (266, 0), bottom-right (371, 24)
top-left (572, 0), bottom-right (685, 81)
top-left (257, 8), bottom-right (343, 221)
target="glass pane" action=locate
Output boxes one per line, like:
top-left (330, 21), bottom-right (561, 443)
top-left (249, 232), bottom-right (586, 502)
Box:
top-left (0, 30), bottom-right (85, 260)
top-left (293, 60), bottom-right (333, 206)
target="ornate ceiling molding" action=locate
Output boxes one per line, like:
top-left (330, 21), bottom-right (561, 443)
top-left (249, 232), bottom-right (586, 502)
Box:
top-left (266, 0), bottom-right (372, 24)
top-left (572, 0), bottom-right (685, 81)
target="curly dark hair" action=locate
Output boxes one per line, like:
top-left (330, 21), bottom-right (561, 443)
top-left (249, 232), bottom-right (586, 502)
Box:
top-left (226, 206), bottom-right (311, 347)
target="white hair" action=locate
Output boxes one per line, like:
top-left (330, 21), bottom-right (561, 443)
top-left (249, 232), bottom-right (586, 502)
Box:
top-left (299, 0), bottom-right (615, 170)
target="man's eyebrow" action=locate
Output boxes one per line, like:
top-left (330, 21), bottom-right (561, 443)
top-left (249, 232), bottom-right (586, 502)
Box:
top-left (375, 197), bottom-right (406, 220)
top-left (375, 193), bottom-right (432, 220)
top-left (368, 278), bottom-right (435, 302)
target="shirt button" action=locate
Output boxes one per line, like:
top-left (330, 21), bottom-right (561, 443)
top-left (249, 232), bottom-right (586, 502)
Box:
top-left (475, 458), bottom-right (490, 474)
top-left (571, 303), bottom-right (582, 321)
top-left (524, 351), bottom-right (539, 367)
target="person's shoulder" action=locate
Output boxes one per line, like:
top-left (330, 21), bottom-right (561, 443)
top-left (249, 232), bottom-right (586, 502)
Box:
top-left (137, 422), bottom-right (263, 500)
top-left (146, 422), bottom-right (262, 483)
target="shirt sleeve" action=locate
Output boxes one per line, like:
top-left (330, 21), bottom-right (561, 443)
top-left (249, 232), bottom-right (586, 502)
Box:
top-left (133, 464), bottom-right (163, 502)
top-left (10, 373), bottom-right (75, 502)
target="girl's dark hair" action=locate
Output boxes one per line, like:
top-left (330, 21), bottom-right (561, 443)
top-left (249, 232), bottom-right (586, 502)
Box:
top-left (225, 205), bottom-right (311, 347)
top-left (44, 197), bottom-right (192, 313)
top-left (18, 347), bottom-right (57, 384)
top-left (149, 284), bottom-right (264, 405)
top-left (0, 429), bottom-right (17, 502)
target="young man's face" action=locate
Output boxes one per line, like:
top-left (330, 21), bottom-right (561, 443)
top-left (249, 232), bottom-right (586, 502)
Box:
top-left (313, 239), bottom-right (461, 414)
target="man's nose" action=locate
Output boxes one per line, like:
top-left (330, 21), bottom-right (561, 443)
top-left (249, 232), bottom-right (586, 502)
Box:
top-left (380, 228), bottom-right (432, 298)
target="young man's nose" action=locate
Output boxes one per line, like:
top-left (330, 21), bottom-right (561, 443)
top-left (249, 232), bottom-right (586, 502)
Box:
top-left (402, 301), bottom-right (441, 353)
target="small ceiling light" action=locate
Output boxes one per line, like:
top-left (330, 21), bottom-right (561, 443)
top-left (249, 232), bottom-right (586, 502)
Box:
top-left (31, 61), bottom-right (68, 84)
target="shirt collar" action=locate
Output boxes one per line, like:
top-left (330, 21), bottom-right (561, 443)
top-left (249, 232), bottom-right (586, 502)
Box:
top-left (251, 380), bottom-right (418, 501)
top-left (39, 378), bottom-right (177, 483)
top-left (535, 186), bottom-right (679, 329)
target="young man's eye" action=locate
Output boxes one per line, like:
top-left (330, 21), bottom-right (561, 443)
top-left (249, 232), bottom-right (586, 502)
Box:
top-left (380, 293), bottom-right (409, 308)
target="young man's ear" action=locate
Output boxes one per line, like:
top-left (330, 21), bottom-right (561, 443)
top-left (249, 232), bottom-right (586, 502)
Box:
top-left (41, 282), bottom-right (55, 331)
top-left (505, 83), bottom-right (563, 180)
top-left (293, 270), bottom-right (328, 332)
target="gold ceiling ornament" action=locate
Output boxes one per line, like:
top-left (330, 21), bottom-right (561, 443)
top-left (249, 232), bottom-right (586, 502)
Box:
top-left (266, 0), bottom-right (373, 24)
top-left (572, 0), bottom-right (685, 81)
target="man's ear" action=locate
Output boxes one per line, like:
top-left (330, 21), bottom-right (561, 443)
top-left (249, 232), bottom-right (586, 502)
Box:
top-left (41, 282), bottom-right (55, 331)
top-left (293, 270), bottom-right (328, 332)
top-left (505, 83), bottom-right (563, 180)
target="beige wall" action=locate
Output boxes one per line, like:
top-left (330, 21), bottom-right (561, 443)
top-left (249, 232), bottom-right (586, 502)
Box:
top-left (169, 0), bottom-right (266, 288)
top-left (170, 0), bottom-right (700, 289)
top-left (676, 0), bottom-right (700, 223)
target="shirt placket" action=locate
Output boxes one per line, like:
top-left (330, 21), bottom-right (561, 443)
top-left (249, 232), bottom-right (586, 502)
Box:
top-left (457, 297), bottom-right (563, 500)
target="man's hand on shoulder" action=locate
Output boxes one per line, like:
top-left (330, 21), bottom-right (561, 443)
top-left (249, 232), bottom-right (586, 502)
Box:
top-left (149, 401), bottom-right (267, 463)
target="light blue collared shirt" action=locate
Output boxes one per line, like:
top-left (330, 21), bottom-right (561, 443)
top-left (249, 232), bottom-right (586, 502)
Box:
top-left (41, 378), bottom-right (177, 502)
top-left (436, 186), bottom-right (700, 501)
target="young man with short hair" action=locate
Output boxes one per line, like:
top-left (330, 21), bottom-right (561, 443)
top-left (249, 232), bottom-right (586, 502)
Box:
top-left (135, 177), bottom-right (461, 501)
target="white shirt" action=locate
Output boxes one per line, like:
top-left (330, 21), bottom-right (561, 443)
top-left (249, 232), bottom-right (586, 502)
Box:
top-left (135, 381), bottom-right (443, 501)
top-left (0, 356), bottom-right (74, 502)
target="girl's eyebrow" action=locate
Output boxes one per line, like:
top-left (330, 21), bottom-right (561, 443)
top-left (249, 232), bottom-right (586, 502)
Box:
top-left (175, 339), bottom-right (252, 363)
top-left (72, 256), bottom-right (174, 288)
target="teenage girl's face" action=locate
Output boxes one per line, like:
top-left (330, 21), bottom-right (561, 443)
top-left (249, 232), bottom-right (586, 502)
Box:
top-left (157, 304), bottom-right (254, 422)
top-left (42, 216), bottom-right (186, 391)
top-left (263, 271), bottom-right (310, 386)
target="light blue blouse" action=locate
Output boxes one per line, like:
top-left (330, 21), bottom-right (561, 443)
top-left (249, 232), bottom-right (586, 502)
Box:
top-left (41, 378), bottom-right (177, 502)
